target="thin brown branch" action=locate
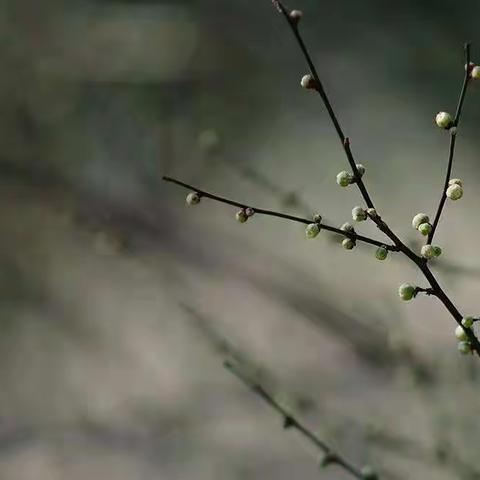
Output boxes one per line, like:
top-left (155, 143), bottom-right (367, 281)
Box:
top-left (163, 176), bottom-right (398, 251)
top-left (224, 360), bottom-right (371, 479)
top-left (428, 43), bottom-right (472, 243)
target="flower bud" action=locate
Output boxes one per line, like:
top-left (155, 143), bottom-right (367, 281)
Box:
top-left (466, 61), bottom-right (475, 73)
top-left (366, 208), bottom-right (378, 219)
top-left (375, 246), bottom-right (388, 261)
top-left (472, 66), bottom-right (480, 79)
top-left (289, 9), bottom-right (303, 24)
top-left (236, 210), bottom-right (248, 223)
top-left (336, 170), bottom-right (353, 187)
top-left (455, 325), bottom-right (468, 341)
top-left (462, 316), bottom-right (474, 328)
top-left (305, 223), bottom-right (320, 239)
top-left (458, 341), bottom-right (472, 355)
top-left (446, 184), bottom-right (463, 200)
top-left (355, 164), bottom-right (366, 177)
top-left (352, 206), bottom-right (367, 222)
top-left (313, 213), bottom-right (323, 224)
top-left (421, 244), bottom-right (436, 259)
top-left (301, 74), bottom-right (317, 90)
top-left (398, 283), bottom-right (416, 301)
top-left (340, 222), bottom-right (354, 233)
top-left (342, 238), bottom-right (356, 250)
top-left (435, 111), bottom-right (454, 129)
top-left (361, 465), bottom-right (378, 480)
top-left (432, 245), bottom-right (442, 257)
top-left (418, 222), bottom-right (432, 236)
top-left (186, 192), bottom-right (201, 206)
top-left (245, 207), bottom-right (255, 217)
top-left (448, 178), bottom-right (463, 187)
top-left (412, 213), bottom-right (429, 230)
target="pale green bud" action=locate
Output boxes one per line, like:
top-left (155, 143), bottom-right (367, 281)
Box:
top-left (236, 210), bottom-right (248, 223)
top-left (289, 9), bottom-right (303, 24)
top-left (432, 245), bottom-right (442, 257)
top-left (458, 341), bottom-right (472, 355)
top-left (313, 213), bottom-right (323, 224)
top-left (356, 164), bottom-right (366, 177)
top-left (455, 325), bottom-right (468, 341)
top-left (366, 208), bottom-right (378, 218)
top-left (340, 222), bottom-right (354, 233)
top-left (342, 238), bottom-right (356, 250)
top-left (462, 316), bottom-right (474, 328)
top-left (448, 178), bottom-right (463, 187)
top-left (435, 111), bottom-right (454, 129)
top-left (352, 206), bottom-right (367, 222)
top-left (305, 223), bottom-right (320, 239)
top-left (336, 171), bottom-right (353, 187)
top-left (375, 246), bottom-right (388, 261)
top-left (398, 283), bottom-right (416, 301)
top-left (412, 213), bottom-right (429, 230)
top-left (186, 192), bottom-right (201, 206)
top-left (472, 66), bottom-right (480, 79)
top-left (421, 244), bottom-right (436, 259)
top-left (446, 184), bottom-right (463, 200)
top-left (360, 465), bottom-right (378, 480)
top-left (418, 222), bottom-right (432, 236)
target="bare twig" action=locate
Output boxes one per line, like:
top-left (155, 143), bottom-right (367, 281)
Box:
top-left (428, 44), bottom-right (472, 243)
top-left (163, 176), bottom-right (397, 250)
top-left (224, 360), bottom-right (372, 479)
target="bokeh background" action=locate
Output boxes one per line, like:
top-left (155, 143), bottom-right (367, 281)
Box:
top-left (2, 0), bottom-right (480, 478)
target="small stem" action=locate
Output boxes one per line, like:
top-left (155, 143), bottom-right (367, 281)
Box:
top-left (428, 44), bottom-right (471, 244)
top-left (163, 176), bottom-right (398, 251)
top-left (224, 360), bottom-right (365, 479)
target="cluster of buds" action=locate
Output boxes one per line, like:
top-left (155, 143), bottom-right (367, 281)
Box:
top-left (336, 164), bottom-right (365, 187)
top-left (339, 222), bottom-right (356, 250)
top-left (305, 213), bottom-right (322, 239)
top-left (236, 208), bottom-right (255, 224)
top-left (421, 244), bottom-right (442, 259)
top-left (446, 178), bottom-right (463, 201)
top-left (456, 316), bottom-right (476, 355)
top-left (412, 213), bottom-right (432, 236)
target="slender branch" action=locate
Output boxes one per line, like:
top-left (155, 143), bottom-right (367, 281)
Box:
top-left (163, 176), bottom-right (398, 250)
top-left (224, 360), bottom-right (370, 479)
top-left (428, 44), bottom-right (471, 243)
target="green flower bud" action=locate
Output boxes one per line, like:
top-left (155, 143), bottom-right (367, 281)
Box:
top-left (446, 184), bottom-right (463, 200)
top-left (236, 210), bottom-right (248, 223)
top-left (472, 66), bottom-right (480, 79)
top-left (375, 246), bottom-right (388, 261)
top-left (421, 244), bottom-right (436, 259)
top-left (301, 74), bottom-right (317, 90)
top-left (462, 316), bottom-right (474, 328)
top-left (418, 222), bottom-right (432, 236)
top-left (432, 245), bottom-right (442, 257)
top-left (186, 192), bottom-right (201, 206)
top-left (458, 341), bottom-right (472, 355)
top-left (340, 222), bottom-right (354, 233)
top-left (455, 325), bottom-right (468, 341)
top-left (398, 283), bottom-right (416, 301)
top-left (360, 465), bottom-right (378, 480)
top-left (352, 206), bottom-right (367, 222)
top-left (448, 178), bottom-right (463, 187)
top-left (412, 213), bottom-right (429, 230)
top-left (336, 170), bottom-right (353, 187)
top-left (342, 238), bottom-right (356, 250)
top-left (305, 223), bottom-right (320, 239)
top-left (313, 213), bottom-right (323, 224)
top-left (366, 208), bottom-right (378, 218)
top-left (435, 111), bottom-right (454, 129)
top-left (356, 164), bottom-right (366, 177)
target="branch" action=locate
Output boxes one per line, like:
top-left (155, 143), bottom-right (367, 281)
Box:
top-left (163, 176), bottom-right (398, 250)
top-left (224, 360), bottom-right (375, 479)
top-left (428, 44), bottom-right (472, 243)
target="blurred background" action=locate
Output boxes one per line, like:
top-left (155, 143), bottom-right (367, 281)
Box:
top-left (2, 0), bottom-right (480, 478)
